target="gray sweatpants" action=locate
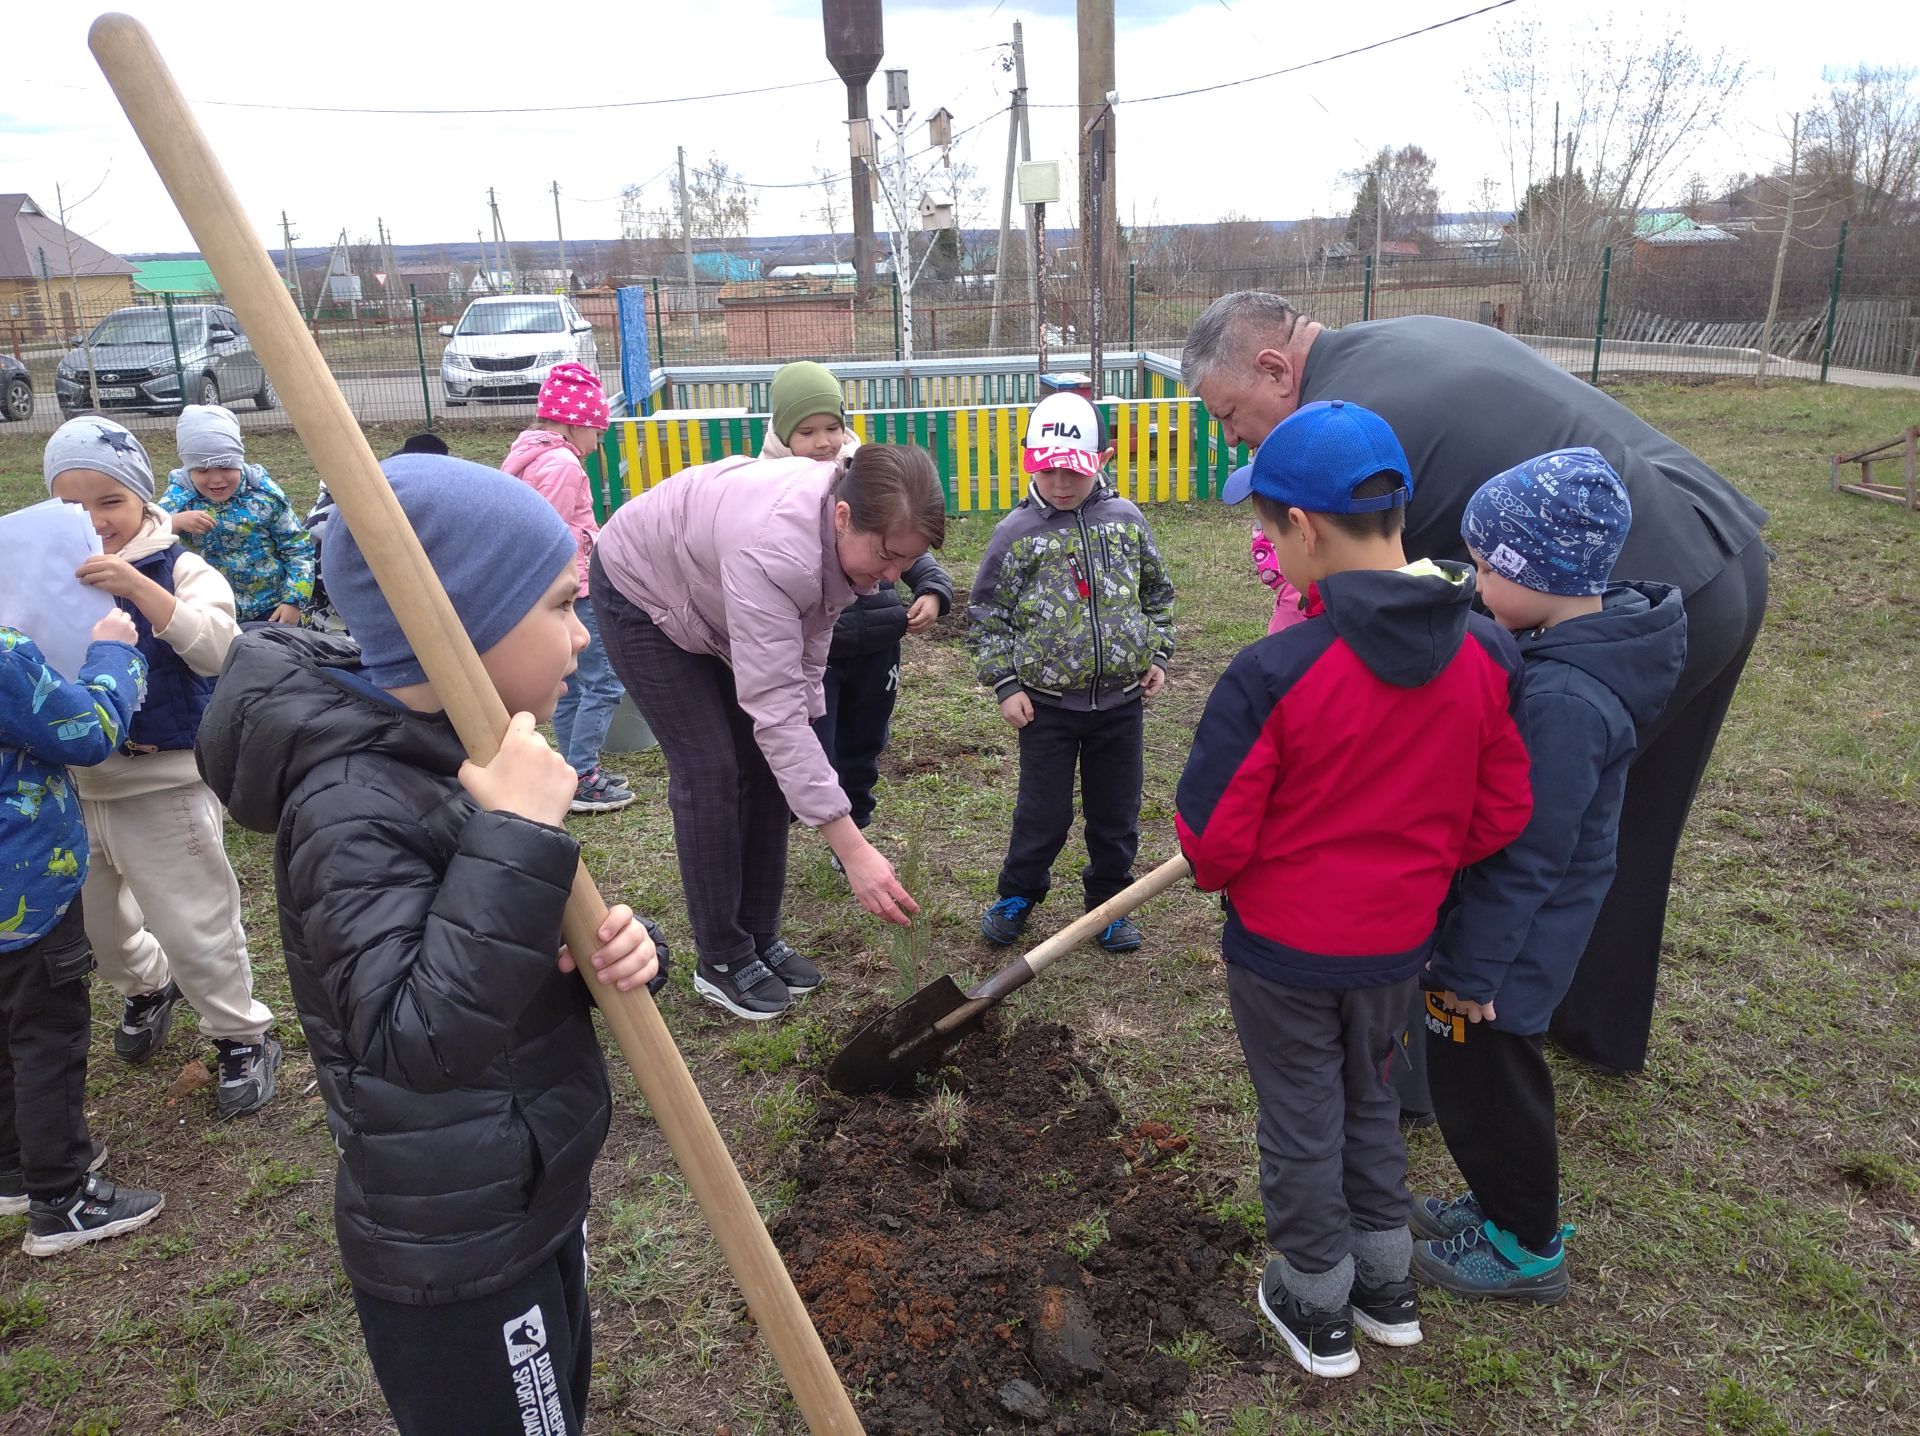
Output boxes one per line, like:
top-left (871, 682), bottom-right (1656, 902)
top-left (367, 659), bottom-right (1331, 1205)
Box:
top-left (1226, 963), bottom-right (1416, 1295)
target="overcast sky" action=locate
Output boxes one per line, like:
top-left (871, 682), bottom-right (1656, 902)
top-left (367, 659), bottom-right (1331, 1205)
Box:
top-left (0, 0), bottom-right (1901, 260)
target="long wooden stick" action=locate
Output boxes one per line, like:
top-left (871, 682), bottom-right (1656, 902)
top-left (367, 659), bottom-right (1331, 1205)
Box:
top-left (86, 15), bottom-right (861, 1432)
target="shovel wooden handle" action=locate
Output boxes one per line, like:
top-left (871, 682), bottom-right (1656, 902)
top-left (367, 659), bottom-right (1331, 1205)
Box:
top-left (86, 15), bottom-right (861, 1433)
top-left (937, 853), bottom-right (1193, 1032)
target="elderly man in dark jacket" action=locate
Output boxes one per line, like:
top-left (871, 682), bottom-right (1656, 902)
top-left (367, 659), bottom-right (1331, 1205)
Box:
top-left (1182, 296), bottom-right (1768, 1076)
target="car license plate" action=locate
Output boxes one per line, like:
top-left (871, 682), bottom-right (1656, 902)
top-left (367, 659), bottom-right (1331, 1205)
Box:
top-left (99, 386), bottom-right (136, 399)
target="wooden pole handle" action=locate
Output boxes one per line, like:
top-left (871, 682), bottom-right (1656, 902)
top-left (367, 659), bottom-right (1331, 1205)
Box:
top-left (85, 15), bottom-right (860, 1432)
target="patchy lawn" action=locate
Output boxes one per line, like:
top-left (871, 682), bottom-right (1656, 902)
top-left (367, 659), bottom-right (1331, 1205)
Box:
top-left (0, 382), bottom-right (1913, 1435)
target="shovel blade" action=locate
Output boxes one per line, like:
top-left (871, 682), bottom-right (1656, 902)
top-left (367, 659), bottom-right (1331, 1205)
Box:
top-left (826, 974), bottom-right (980, 1094)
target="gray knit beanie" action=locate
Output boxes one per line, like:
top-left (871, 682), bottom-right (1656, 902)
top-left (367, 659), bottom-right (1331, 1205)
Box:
top-left (42, 416), bottom-right (156, 500)
top-left (176, 404), bottom-right (246, 470)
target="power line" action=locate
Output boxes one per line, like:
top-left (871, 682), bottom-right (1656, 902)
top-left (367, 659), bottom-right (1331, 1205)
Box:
top-left (736, 105), bottom-right (1012, 191)
top-left (1027, 0), bottom-right (1520, 108)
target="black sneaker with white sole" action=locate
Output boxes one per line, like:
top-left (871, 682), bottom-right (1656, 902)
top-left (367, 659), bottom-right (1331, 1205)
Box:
top-left (23, 1172), bottom-right (164, 1257)
top-left (1256, 1264), bottom-right (1360, 1379)
top-left (758, 938), bottom-right (822, 994)
top-left (0, 1141), bottom-right (108, 1217)
top-left (114, 980), bottom-right (181, 1064)
top-left (1351, 1276), bottom-right (1424, 1347)
top-left (694, 958), bottom-right (793, 1021)
top-left (214, 1035), bottom-right (284, 1119)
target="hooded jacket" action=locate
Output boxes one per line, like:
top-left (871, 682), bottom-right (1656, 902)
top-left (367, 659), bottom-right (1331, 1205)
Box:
top-left (197, 627), bottom-right (609, 1306)
top-left (503, 429), bottom-right (599, 598)
top-left (160, 462), bottom-right (315, 621)
top-left (0, 630), bottom-right (145, 951)
top-left (592, 456), bottom-right (863, 827)
top-left (968, 479), bottom-right (1176, 711)
top-left (1430, 582), bottom-right (1688, 1033)
top-left (1175, 561), bottom-right (1533, 989)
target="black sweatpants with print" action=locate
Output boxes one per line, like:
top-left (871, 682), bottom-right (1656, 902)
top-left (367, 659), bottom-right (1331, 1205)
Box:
top-left (816, 644), bottom-right (899, 830)
top-left (352, 1232), bottom-right (590, 1436)
top-left (996, 697), bottom-right (1144, 910)
top-left (1425, 994), bottom-right (1560, 1250)
top-left (0, 899), bottom-right (98, 1201)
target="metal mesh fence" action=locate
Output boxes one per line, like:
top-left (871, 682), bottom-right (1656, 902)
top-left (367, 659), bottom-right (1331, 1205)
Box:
top-left (6, 227), bottom-right (1912, 438)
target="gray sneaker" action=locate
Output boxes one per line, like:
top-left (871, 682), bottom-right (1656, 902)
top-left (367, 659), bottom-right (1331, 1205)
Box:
top-left (114, 980), bottom-right (181, 1065)
top-left (570, 767), bottom-right (635, 814)
top-left (214, 1035), bottom-right (284, 1119)
top-left (693, 958), bottom-right (792, 1021)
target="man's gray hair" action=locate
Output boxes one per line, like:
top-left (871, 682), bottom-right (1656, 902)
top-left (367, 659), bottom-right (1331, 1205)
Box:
top-left (1182, 291), bottom-right (1306, 388)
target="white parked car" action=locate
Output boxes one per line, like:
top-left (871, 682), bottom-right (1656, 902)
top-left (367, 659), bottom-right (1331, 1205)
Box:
top-left (439, 295), bottom-right (599, 406)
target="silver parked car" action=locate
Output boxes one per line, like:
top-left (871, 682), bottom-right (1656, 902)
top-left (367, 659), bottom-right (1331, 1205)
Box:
top-left (56, 304), bottom-right (274, 417)
top-left (440, 295), bottom-right (599, 406)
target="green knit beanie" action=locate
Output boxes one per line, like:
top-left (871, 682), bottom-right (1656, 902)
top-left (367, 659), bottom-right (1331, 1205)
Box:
top-left (770, 362), bottom-right (846, 444)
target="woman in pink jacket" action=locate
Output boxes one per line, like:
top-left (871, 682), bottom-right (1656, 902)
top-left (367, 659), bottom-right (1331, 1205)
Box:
top-left (591, 445), bottom-right (944, 1021)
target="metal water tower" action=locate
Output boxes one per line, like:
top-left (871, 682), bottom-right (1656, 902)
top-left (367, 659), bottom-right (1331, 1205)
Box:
top-left (822, 0), bottom-right (883, 298)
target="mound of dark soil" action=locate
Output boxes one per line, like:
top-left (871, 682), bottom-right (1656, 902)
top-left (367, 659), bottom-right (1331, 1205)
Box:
top-left (772, 1018), bottom-right (1263, 1434)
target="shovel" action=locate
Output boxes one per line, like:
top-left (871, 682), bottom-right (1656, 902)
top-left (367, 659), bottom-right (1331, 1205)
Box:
top-left (827, 854), bottom-right (1192, 1093)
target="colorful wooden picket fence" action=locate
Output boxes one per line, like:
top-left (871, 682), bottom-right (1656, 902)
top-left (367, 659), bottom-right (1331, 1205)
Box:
top-left (587, 396), bottom-right (1249, 520)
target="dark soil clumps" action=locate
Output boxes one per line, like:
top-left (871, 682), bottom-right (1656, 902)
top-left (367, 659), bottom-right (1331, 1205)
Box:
top-left (773, 1018), bottom-right (1263, 1434)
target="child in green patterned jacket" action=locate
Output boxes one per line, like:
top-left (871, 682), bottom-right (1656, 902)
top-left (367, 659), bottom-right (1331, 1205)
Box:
top-left (967, 392), bottom-right (1175, 954)
top-left (160, 405), bottom-right (314, 625)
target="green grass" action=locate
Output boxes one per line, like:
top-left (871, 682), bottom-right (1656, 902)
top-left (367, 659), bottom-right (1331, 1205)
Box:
top-left (0, 379), bottom-right (1916, 1432)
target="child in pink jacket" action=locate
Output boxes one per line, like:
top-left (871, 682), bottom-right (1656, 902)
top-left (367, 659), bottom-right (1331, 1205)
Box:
top-left (503, 363), bottom-right (632, 814)
top-left (1251, 525), bottom-right (1308, 633)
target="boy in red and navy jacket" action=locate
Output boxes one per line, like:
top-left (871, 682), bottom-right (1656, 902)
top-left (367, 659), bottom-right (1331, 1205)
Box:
top-left (1175, 401), bottom-right (1532, 1380)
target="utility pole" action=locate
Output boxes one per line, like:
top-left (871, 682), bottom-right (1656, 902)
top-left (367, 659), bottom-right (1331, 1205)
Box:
top-left (678, 146), bottom-right (702, 342)
top-left (988, 21), bottom-right (1028, 350)
top-left (1077, 0), bottom-right (1116, 316)
top-left (1757, 112), bottom-right (1800, 388)
top-left (378, 217), bottom-right (400, 317)
top-left (279, 210), bottom-right (305, 318)
top-left (552, 180), bottom-right (569, 294)
top-left (477, 228), bottom-right (493, 294)
top-left (488, 187), bottom-right (517, 292)
top-left (1086, 104), bottom-right (1111, 387)
top-left (1373, 152), bottom-right (1385, 293)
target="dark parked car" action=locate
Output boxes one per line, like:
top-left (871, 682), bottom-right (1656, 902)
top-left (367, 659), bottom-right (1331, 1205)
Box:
top-left (55, 304), bottom-right (276, 417)
top-left (0, 353), bottom-right (30, 423)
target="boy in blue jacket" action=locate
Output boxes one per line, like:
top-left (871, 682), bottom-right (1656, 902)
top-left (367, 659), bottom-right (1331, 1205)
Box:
top-left (0, 610), bottom-right (165, 1256)
top-left (1413, 448), bottom-right (1687, 1303)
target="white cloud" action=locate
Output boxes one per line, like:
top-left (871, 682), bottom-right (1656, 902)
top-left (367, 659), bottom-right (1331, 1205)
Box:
top-left (0, 0), bottom-right (1899, 258)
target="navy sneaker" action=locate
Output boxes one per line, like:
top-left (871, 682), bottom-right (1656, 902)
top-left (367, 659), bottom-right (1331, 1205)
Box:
top-left (1350, 1276), bottom-right (1423, 1347)
top-left (1095, 916), bottom-right (1142, 952)
top-left (1255, 1261), bottom-right (1359, 1379)
top-left (23, 1172), bottom-right (164, 1258)
top-left (1411, 1220), bottom-right (1572, 1304)
top-left (979, 896), bottom-right (1033, 946)
top-left (758, 938), bottom-right (822, 995)
top-left (1410, 1190), bottom-right (1485, 1241)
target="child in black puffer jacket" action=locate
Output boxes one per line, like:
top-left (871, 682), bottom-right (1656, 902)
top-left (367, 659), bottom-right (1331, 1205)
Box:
top-left (759, 361), bottom-right (953, 832)
top-left (200, 455), bottom-right (665, 1436)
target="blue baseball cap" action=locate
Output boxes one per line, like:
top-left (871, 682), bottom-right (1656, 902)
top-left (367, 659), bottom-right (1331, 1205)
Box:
top-left (1222, 400), bottom-right (1414, 512)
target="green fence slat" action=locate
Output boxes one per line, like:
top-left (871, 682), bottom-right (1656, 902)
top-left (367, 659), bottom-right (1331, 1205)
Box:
top-left (934, 412), bottom-right (954, 513)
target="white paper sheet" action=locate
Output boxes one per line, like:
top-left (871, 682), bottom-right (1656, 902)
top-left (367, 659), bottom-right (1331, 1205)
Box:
top-left (0, 499), bottom-right (114, 682)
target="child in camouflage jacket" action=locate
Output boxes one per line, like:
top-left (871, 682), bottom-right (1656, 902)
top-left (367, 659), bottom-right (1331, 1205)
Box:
top-left (968, 392), bottom-right (1175, 953)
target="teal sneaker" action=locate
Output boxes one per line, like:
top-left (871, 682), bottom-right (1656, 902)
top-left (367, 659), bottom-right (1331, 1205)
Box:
top-left (1411, 1220), bottom-right (1573, 1304)
top-left (1409, 1190), bottom-right (1485, 1241)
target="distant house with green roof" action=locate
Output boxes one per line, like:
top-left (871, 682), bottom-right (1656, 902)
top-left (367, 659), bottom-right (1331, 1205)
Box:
top-left (131, 260), bottom-right (221, 297)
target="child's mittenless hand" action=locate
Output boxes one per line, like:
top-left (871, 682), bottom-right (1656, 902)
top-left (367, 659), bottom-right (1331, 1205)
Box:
top-left (89, 609), bottom-right (139, 646)
top-left (905, 594), bottom-right (941, 634)
top-left (558, 903), bottom-right (659, 991)
top-left (458, 712), bottom-right (577, 827)
top-left (268, 604), bottom-right (302, 626)
top-left (1142, 664), bottom-right (1168, 698)
top-left (999, 691), bottom-right (1034, 728)
top-left (75, 554), bottom-right (153, 602)
top-left (171, 510), bottom-right (216, 535)
top-left (1438, 990), bottom-right (1497, 1024)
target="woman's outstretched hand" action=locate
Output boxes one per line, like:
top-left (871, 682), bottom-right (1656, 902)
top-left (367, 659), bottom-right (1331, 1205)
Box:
top-left (823, 817), bottom-right (919, 926)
